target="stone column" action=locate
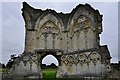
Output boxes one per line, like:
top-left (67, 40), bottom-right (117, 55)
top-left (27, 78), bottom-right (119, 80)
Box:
top-left (47, 34), bottom-right (53, 49)
top-left (86, 29), bottom-right (96, 49)
top-left (53, 33), bottom-right (57, 49)
top-left (79, 31), bottom-right (86, 50)
top-left (43, 33), bottom-right (48, 49)
top-left (62, 32), bottom-right (68, 52)
top-left (72, 34), bottom-right (77, 51)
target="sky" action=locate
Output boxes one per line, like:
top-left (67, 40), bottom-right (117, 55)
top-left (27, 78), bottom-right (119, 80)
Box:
top-left (1, 1), bottom-right (119, 65)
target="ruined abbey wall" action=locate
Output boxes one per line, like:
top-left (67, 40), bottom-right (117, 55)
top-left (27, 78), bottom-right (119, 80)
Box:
top-left (8, 2), bottom-right (111, 78)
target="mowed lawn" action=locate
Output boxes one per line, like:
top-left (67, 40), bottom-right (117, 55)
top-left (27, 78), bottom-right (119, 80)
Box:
top-left (42, 69), bottom-right (56, 78)
top-left (0, 68), bottom-right (6, 73)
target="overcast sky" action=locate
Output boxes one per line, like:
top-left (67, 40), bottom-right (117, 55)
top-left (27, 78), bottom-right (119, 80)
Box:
top-left (1, 1), bottom-right (118, 65)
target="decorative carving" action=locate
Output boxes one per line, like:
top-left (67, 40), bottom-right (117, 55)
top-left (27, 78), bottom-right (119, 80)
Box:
top-left (40, 21), bottom-right (59, 35)
top-left (74, 15), bottom-right (94, 34)
top-left (38, 20), bottom-right (61, 49)
top-left (106, 65), bottom-right (111, 72)
top-left (23, 56), bottom-right (30, 61)
top-left (61, 55), bottom-right (75, 66)
top-left (70, 15), bottom-right (95, 51)
top-left (89, 52), bottom-right (101, 65)
top-left (77, 16), bottom-right (87, 23)
top-left (67, 55), bottom-right (75, 66)
top-left (9, 2), bottom-right (111, 78)
top-left (31, 54), bottom-right (38, 60)
top-left (61, 55), bottom-right (68, 65)
top-left (23, 56), bottom-right (29, 66)
top-left (61, 55), bottom-right (66, 61)
top-left (78, 53), bottom-right (87, 65)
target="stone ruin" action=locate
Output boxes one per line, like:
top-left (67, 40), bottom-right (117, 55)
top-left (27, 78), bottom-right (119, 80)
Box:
top-left (7, 2), bottom-right (112, 79)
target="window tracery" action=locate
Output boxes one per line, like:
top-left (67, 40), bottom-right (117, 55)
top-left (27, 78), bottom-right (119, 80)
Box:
top-left (70, 15), bottom-right (96, 50)
top-left (74, 15), bottom-right (94, 33)
top-left (78, 53), bottom-right (87, 65)
top-left (67, 55), bottom-right (75, 66)
top-left (89, 52), bottom-right (101, 65)
top-left (61, 55), bottom-right (68, 65)
top-left (38, 21), bottom-right (60, 49)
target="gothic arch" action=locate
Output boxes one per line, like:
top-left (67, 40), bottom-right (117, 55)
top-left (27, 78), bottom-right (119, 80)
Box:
top-left (40, 53), bottom-right (61, 66)
top-left (88, 51), bottom-right (101, 64)
top-left (67, 4), bottom-right (101, 32)
top-left (35, 12), bottom-right (64, 33)
top-left (78, 53), bottom-right (87, 64)
top-left (61, 55), bottom-right (76, 65)
top-left (35, 13), bottom-right (64, 49)
top-left (38, 20), bottom-right (60, 37)
top-left (9, 2), bottom-right (110, 78)
top-left (69, 15), bottom-right (95, 37)
top-left (68, 14), bottom-right (97, 50)
top-left (37, 20), bottom-right (61, 49)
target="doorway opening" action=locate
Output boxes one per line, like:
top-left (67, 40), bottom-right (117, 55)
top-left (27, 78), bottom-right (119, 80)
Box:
top-left (41, 54), bottom-right (59, 78)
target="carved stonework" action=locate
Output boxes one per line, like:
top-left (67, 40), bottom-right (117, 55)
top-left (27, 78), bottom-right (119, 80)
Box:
top-left (8, 2), bottom-right (111, 79)
top-left (106, 65), bottom-right (111, 72)
top-left (75, 16), bottom-right (93, 30)
top-left (78, 53), bottom-right (87, 65)
top-left (40, 22), bottom-right (59, 38)
top-left (61, 55), bottom-right (68, 65)
top-left (89, 52), bottom-right (101, 65)
top-left (67, 55), bottom-right (75, 66)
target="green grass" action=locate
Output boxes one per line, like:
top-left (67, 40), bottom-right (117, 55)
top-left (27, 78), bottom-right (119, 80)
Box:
top-left (0, 68), bottom-right (6, 73)
top-left (42, 69), bottom-right (56, 79)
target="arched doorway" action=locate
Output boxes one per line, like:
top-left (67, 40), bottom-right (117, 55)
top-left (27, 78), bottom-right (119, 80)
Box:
top-left (41, 54), bottom-right (59, 78)
top-left (42, 54), bottom-right (59, 66)
top-left (35, 49), bottom-right (63, 78)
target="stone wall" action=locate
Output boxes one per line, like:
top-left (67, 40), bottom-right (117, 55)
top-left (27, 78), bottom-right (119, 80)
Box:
top-left (7, 2), bottom-right (111, 78)
top-left (22, 2), bottom-right (102, 53)
top-left (58, 51), bottom-right (107, 78)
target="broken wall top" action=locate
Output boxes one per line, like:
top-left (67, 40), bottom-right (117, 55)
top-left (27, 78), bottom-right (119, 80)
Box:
top-left (22, 2), bottom-right (103, 34)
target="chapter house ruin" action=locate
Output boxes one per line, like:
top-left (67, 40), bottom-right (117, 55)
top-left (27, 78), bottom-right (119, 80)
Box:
top-left (9, 2), bottom-right (111, 78)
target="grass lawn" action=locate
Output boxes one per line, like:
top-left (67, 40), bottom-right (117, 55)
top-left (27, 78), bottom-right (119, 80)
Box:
top-left (42, 69), bottom-right (56, 79)
top-left (0, 68), bottom-right (6, 73)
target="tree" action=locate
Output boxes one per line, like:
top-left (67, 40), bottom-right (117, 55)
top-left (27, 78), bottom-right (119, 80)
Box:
top-left (10, 54), bottom-right (17, 61)
top-left (6, 54), bottom-right (18, 69)
top-left (50, 63), bottom-right (57, 68)
top-left (0, 62), bottom-right (2, 68)
top-left (6, 60), bottom-right (14, 69)
top-left (2, 64), bottom-right (6, 68)
top-left (0, 63), bottom-right (6, 68)
top-left (41, 64), bottom-right (47, 69)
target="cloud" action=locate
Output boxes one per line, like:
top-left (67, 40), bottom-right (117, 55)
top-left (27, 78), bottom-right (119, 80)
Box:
top-left (88, 2), bottom-right (118, 63)
top-left (2, 2), bottom-right (25, 64)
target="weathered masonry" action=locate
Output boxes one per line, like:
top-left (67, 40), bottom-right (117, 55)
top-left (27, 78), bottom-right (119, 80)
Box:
top-left (9, 2), bottom-right (111, 78)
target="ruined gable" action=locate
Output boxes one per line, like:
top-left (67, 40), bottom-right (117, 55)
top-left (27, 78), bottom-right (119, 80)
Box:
top-left (7, 2), bottom-right (111, 79)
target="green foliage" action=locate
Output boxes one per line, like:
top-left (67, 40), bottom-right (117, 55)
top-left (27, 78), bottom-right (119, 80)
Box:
top-left (6, 60), bottom-right (14, 69)
top-left (0, 68), bottom-right (6, 74)
top-left (41, 63), bottom-right (58, 69)
top-left (42, 69), bottom-right (56, 79)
